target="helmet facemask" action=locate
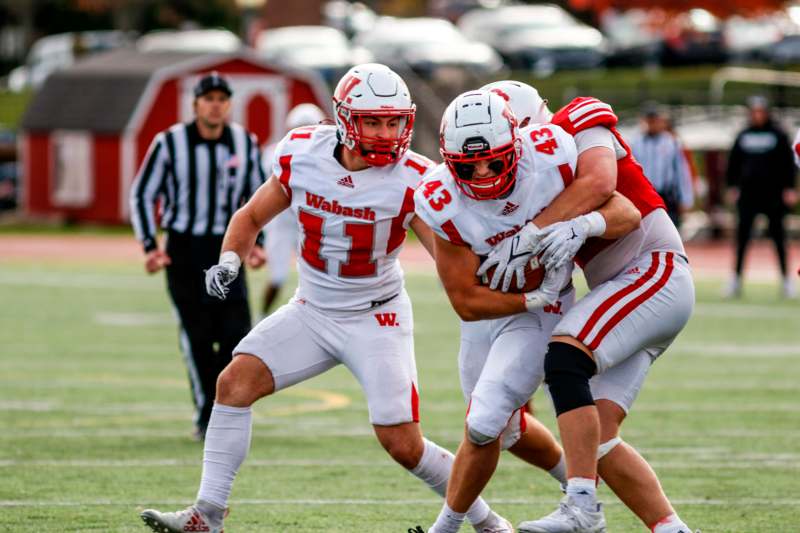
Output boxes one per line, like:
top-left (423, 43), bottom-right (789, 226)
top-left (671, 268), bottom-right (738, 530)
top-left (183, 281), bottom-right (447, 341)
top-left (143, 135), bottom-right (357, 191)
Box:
top-left (337, 106), bottom-right (416, 167)
top-left (332, 64), bottom-right (416, 167)
top-left (443, 136), bottom-right (521, 200)
top-left (440, 90), bottom-right (523, 201)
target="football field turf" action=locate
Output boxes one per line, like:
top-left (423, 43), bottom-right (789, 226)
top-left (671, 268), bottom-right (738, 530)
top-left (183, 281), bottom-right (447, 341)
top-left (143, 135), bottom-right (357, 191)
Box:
top-left (1, 258), bottom-right (798, 532)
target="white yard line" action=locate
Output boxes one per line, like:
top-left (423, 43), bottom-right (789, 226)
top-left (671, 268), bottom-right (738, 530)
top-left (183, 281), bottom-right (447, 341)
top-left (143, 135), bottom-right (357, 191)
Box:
top-left (1, 456), bottom-right (798, 469)
top-left (2, 427), bottom-right (800, 440)
top-left (0, 497), bottom-right (798, 508)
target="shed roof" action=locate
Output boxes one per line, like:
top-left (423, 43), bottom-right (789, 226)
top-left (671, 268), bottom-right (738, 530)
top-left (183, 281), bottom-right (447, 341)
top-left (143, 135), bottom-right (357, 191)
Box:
top-left (21, 49), bottom-right (225, 133)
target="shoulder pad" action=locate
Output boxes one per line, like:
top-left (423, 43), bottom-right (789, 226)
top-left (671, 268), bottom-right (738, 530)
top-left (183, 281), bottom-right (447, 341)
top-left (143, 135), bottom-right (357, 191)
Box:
top-left (400, 151), bottom-right (437, 182)
top-left (552, 97), bottom-right (618, 135)
top-left (520, 123), bottom-right (578, 173)
top-left (413, 166), bottom-right (462, 240)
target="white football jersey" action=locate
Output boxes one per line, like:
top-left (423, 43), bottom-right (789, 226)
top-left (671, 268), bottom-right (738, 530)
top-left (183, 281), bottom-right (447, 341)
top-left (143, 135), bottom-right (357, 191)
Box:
top-left (415, 123), bottom-right (577, 256)
top-left (271, 125), bottom-right (433, 311)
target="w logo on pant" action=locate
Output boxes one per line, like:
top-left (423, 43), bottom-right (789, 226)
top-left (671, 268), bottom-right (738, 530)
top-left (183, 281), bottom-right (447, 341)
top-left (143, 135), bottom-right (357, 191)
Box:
top-left (375, 313), bottom-right (399, 327)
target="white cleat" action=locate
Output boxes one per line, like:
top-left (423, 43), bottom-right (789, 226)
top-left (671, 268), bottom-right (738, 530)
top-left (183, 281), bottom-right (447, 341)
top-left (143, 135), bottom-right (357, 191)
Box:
top-left (474, 511), bottom-right (515, 532)
top-left (722, 276), bottom-right (742, 299)
top-left (518, 497), bottom-right (606, 533)
top-left (782, 277), bottom-right (797, 299)
top-left (140, 506), bottom-right (223, 533)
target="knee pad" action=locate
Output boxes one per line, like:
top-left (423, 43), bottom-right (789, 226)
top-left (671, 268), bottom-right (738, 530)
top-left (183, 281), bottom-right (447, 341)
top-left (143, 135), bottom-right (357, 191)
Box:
top-left (597, 436), bottom-right (623, 460)
top-left (544, 341), bottom-right (597, 417)
top-left (467, 424), bottom-right (498, 446)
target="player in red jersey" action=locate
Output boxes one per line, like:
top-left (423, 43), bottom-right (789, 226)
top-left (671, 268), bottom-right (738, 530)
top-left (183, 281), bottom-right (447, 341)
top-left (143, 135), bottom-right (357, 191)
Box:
top-left (480, 81), bottom-right (698, 533)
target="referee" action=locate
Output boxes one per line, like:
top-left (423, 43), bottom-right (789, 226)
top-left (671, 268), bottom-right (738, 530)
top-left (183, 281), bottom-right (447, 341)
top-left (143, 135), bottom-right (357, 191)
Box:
top-left (130, 72), bottom-right (266, 439)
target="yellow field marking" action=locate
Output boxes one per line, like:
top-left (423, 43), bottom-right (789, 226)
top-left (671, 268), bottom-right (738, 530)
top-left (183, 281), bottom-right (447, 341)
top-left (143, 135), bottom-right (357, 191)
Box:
top-left (252, 388), bottom-right (352, 418)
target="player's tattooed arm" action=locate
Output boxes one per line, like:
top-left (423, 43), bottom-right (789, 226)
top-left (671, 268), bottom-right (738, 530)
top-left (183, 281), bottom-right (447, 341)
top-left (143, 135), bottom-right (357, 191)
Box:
top-left (409, 215), bottom-right (436, 259)
top-left (532, 146), bottom-right (617, 228)
top-left (434, 234), bottom-right (527, 321)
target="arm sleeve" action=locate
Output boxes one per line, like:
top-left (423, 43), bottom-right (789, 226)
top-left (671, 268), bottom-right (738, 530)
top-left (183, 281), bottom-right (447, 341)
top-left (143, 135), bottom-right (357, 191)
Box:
top-left (129, 133), bottom-right (170, 252)
top-left (573, 126), bottom-right (622, 159)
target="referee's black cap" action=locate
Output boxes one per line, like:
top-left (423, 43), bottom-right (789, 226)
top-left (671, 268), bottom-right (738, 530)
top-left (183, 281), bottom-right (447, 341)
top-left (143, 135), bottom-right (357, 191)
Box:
top-left (193, 71), bottom-right (232, 98)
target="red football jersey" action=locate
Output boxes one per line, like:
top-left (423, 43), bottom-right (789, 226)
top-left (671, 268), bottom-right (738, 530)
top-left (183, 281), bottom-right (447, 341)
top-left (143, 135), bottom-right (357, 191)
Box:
top-left (551, 97), bottom-right (666, 267)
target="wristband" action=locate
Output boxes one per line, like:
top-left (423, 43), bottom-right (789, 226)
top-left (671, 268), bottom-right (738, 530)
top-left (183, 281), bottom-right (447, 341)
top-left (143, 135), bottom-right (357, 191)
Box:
top-left (582, 211), bottom-right (607, 238)
top-left (219, 250), bottom-right (242, 275)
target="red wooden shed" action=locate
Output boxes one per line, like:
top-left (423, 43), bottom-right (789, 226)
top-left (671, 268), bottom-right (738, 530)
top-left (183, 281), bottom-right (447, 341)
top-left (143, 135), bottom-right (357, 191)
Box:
top-left (19, 49), bottom-right (330, 224)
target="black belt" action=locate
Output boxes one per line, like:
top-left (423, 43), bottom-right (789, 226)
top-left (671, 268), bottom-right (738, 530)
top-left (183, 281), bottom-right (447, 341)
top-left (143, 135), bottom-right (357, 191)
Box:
top-left (370, 293), bottom-right (399, 308)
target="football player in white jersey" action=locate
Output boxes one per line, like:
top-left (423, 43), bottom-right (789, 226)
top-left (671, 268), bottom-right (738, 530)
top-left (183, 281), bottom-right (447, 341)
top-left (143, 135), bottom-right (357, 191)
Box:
top-left (479, 81), bottom-right (697, 533)
top-left (259, 103), bottom-right (326, 315)
top-left (138, 64), bottom-right (513, 533)
top-left (413, 90), bottom-right (643, 533)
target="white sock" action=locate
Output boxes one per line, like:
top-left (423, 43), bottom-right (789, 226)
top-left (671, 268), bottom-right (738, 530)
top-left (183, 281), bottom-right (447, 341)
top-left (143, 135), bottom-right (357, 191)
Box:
top-left (409, 438), bottom-right (491, 524)
top-left (566, 477), bottom-right (597, 512)
top-left (548, 455), bottom-right (567, 486)
top-left (196, 403), bottom-right (252, 512)
top-left (651, 513), bottom-right (690, 533)
top-left (430, 502), bottom-right (466, 533)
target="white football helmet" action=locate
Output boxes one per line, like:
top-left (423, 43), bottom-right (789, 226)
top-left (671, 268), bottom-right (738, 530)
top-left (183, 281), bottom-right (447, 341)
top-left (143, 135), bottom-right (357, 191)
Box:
top-left (481, 80), bottom-right (552, 128)
top-left (332, 63), bottom-right (415, 166)
top-left (440, 90), bottom-right (522, 200)
top-left (286, 103), bottom-right (326, 129)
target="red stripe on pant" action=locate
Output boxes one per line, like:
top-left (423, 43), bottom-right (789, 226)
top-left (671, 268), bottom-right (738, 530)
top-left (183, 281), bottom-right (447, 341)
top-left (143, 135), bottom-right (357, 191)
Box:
top-left (411, 382), bottom-right (420, 423)
top-left (586, 252), bottom-right (675, 351)
top-left (577, 251), bottom-right (662, 345)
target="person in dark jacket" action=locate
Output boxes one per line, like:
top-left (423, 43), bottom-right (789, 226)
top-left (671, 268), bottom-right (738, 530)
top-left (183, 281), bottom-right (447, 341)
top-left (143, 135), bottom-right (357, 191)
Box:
top-left (725, 96), bottom-right (797, 298)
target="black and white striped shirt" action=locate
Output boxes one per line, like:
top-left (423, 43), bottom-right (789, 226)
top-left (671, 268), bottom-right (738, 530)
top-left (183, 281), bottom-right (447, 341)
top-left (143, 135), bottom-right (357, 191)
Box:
top-left (130, 121), bottom-right (265, 252)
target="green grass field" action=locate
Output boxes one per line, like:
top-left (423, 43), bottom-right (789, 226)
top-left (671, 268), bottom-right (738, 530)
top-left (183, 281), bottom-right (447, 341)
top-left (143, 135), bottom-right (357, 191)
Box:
top-left (1, 257), bottom-right (799, 532)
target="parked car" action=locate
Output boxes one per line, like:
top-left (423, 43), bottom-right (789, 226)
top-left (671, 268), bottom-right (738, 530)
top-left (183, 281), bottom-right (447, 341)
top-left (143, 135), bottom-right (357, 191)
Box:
top-left (255, 25), bottom-right (372, 83)
top-left (660, 9), bottom-right (726, 66)
top-left (458, 4), bottom-right (606, 75)
top-left (355, 17), bottom-right (503, 78)
top-left (7, 30), bottom-right (134, 92)
top-left (136, 29), bottom-right (241, 53)
top-left (0, 127), bottom-right (17, 210)
top-left (766, 34), bottom-right (800, 65)
top-left (323, 1), bottom-right (377, 38)
top-left (600, 9), bottom-right (661, 67)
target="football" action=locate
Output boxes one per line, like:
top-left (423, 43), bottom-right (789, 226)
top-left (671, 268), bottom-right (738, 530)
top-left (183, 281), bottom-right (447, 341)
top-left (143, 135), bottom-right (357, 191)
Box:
top-left (480, 256), bottom-right (544, 293)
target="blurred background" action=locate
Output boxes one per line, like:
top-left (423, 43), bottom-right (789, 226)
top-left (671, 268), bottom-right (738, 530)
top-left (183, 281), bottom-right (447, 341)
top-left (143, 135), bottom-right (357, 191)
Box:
top-left (2, 4), bottom-right (799, 531)
top-left (1, 0), bottom-right (800, 242)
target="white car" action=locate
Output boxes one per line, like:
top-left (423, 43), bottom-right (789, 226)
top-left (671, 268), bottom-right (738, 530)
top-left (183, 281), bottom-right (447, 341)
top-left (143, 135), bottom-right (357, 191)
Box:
top-left (8, 30), bottom-right (133, 92)
top-left (255, 26), bottom-right (372, 82)
top-left (458, 4), bottom-right (606, 74)
top-left (355, 17), bottom-right (503, 77)
top-left (136, 29), bottom-right (241, 53)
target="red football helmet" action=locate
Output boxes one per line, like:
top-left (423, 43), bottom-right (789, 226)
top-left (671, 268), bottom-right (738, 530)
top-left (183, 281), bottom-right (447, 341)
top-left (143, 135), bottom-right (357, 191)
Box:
top-left (332, 63), bottom-right (415, 167)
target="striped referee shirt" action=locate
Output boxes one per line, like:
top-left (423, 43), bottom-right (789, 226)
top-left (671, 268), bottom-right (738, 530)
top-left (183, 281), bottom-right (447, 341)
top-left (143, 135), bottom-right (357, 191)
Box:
top-left (130, 121), bottom-right (265, 252)
top-left (629, 131), bottom-right (694, 209)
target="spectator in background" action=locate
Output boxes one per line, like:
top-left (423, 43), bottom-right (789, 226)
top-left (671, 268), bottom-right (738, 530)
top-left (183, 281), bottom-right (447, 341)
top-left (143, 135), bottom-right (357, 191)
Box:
top-left (260, 103), bottom-right (326, 315)
top-left (725, 96), bottom-right (797, 299)
top-left (791, 128), bottom-right (800, 280)
top-left (130, 72), bottom-right (266, 440)
top-left (629, 102), bottom-right (694, 228)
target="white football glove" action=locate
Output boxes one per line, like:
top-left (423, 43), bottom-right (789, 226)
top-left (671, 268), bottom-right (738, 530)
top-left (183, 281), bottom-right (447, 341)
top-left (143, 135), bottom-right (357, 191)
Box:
top-left (476, 222), bottom-right (545, 292)
top-left (533, 211), bottom-right (607, 270)
top-left (205, 251), bottom-right (242, 300)
top-left (523, 262), bottom-right (573, 311)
